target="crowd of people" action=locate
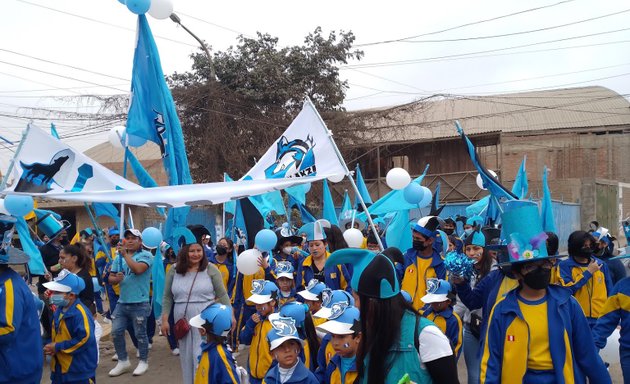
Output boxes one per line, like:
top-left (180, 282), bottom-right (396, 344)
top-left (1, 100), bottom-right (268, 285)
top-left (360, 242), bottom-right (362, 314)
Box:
top-left (1, 200), bottom-right (629, 383)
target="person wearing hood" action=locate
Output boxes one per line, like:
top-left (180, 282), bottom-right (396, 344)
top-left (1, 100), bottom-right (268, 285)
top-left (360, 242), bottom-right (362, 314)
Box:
top-left (557, 230), bottom-right (613, 328)
top-left (593, 229), bottom-right (626, 284)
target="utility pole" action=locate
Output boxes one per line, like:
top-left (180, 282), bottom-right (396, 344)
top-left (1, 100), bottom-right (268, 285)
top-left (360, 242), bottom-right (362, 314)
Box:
top-left (169, 13), bottom-right (217, 81)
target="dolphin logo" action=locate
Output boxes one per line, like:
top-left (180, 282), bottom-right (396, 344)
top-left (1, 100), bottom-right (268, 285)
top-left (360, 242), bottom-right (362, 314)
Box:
top-left (264, 135), bottom-right (316, 178)
top-left (271, 316), bottom-right (298, 337)
top-left (251, 279), bottom-right (265, 295)
top-left (329, 302), bottom-right (349, 320)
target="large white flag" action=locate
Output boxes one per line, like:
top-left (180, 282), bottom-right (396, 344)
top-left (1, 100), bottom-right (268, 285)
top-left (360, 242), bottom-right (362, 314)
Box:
top-left (242, 99), bottom-right (347, 180)
top-left (4, 125), bottom-right (141, 193)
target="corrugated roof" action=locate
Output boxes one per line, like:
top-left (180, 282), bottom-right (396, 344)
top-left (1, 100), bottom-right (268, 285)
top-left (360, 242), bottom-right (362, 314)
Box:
top-left (84, 140), bottom-right (162, 163)
top-left (351, 86), bottom-right (630, 144)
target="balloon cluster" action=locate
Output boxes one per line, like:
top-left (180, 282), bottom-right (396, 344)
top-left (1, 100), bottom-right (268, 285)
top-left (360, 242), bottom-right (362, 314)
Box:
top-left (403, 183), bottom-right (432, 207)
top-left (117, 0), bottom-right (173, 18)
top-left (444, 251), bottom-right (475, 280)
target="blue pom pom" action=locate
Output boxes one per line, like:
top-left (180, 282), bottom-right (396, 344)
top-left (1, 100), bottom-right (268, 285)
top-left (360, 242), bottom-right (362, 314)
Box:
top-left (444, 251), bottom-right (475, 280)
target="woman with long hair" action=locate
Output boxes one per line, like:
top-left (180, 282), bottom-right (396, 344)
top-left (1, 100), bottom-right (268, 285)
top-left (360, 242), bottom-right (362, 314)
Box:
top-left (326, 248), bottom-right (458, 383)
top-left (161, 242), bottom-right (232, 384)
top-left (58, 244), bottom-right (95, 313)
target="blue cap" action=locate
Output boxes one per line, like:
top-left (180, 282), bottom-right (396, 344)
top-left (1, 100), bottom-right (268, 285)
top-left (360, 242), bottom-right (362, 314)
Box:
top-left (464, 228), bottom-right (486, 248)
top-left (297, 279), bottom-right (327, 301)
top-left (314, 289), bottom-right (355, 319)
top-left (109, 227), bottom-right (120, 236)
top-left (279, 301), bottom-right (309, 324)
top-left (317, 305), bottom-right (361, 335)
top-left (298, 221), bottom-right (326, 242)
top-left (275, 261), bottom-right (294, 279)
top-left (188, 303), bottom-right (232, 337)
top-left (413, 216), bottom-right (441, 239)
top-left (267, 316), bottom-right (303, 351)
top-left (43, 269), bottom-right (85, 294)
top-left (421, 278), bottom-right (452, 303)
top-left (248, 280), bottom-right (279, 304)
top-left (466, 216), bottom-right (483, 227)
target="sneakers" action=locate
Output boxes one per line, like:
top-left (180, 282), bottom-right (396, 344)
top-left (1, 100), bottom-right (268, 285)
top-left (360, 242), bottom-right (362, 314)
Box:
top-left (136, 350), bottom-right (140, 358)
top-left (171, 348), bottom-right (180, 356)
top-left (133, 360), bottom-right (149, 376)
top-left (108, 360), bottom-right (132, 377)
top-left (102, 317), bottom-right (112, 325)
top-left (111, 353), bottom-right (118, 361)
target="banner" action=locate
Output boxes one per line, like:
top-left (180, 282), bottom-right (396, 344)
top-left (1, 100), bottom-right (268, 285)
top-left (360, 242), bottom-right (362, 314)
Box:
top-left (4, 125), bottom-right (140, 194)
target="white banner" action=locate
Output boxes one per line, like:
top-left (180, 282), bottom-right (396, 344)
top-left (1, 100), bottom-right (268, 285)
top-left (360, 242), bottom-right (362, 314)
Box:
top-left (4, 125), bottom-right (141, 193)
top-left (21, 175), bottom-right (325, 208)
top-left (242, 99), bottom-right (347, 180)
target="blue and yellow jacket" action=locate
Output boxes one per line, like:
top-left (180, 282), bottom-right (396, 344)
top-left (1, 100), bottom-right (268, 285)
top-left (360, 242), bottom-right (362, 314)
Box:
top-left (297, 253), bottom-right (350, 292)
top-left (401, 248), bottom-right (446, 310)
top-left (557, 256), bottom-right (613, 319)
top-left (592, 276), bottom-right (630, 351)
top-left (325, 354), bottom-right (358, 384)
top-left (209, 253), bottom-right (235, 295)
top-left (277, 289), bottom-right (297, 307)
top-left (50, 299), bottom-right (98, 383)
top-left (423, 306), bottom-right (463, 360)
top-left (271, 251), bottom-right (304, 277)
top-left (239, 313), bottom-right (275, 380)
top-left (315, 333), bottom-right (336, 383)
top-left (262, 359), bottom-right (319, 384)
top-left (232, 267), bottom-right (274, 308)
top-left (480, 285), bottom-right (611, 384)
top-left (195, 341), bottom-right (240, 384)
top-left (0, 268), bottom-right (43, 384)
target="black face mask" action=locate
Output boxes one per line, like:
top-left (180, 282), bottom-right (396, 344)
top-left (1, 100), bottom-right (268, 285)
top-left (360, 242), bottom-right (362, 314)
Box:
top-left (578, 246), bottom-right (592, 259)
top-left (443, 228), bottom-right (454, 236)
top-left (523, 267), bottom-right (551, 290)
top-left (110, 238), bottom-right (120, 247)
top-left (412, 240), bottom-right (427, 251)
top-left (216, 245), bottom-right (228, 256)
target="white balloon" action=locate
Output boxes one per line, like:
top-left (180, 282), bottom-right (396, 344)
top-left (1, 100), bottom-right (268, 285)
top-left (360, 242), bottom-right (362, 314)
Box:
top-left (148, 0), bottom-right (174, 19)
top-left (343, 228), bottom-right (364, 248)
top-left (0, 199), bottom-right (8, 215)
top-left (475, 170), bottom-right (498, 190)
top-left (327, 173), bottom-right (345, 183)
top-left (236, 248), bottom-right (262, 276)
top-left (108, 126), bottom-right (126, 149)
top-left (386, 168), bottom-right (411, 190)
top-left (600, 328), bottom-right (620, 364)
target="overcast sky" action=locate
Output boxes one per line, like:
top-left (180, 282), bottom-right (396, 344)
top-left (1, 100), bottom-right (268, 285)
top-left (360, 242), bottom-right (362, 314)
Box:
top-left (0, 0), bottom-right (628, 171)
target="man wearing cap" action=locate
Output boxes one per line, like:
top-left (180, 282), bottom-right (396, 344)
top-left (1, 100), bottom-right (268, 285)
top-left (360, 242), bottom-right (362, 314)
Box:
top-left (0, 236), bottom-right (43, 384)
top-left (401, 216), bottom-right (446, 311)
top-left (108, 228), bottom-right (154, 377)
top-left (480, 203), bottom-right (611, 384)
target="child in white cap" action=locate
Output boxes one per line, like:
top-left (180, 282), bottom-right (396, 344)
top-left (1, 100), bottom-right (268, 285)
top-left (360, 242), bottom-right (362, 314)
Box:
top-left (317, 305), bottom-right (361, 384)
top-left (421, 278), bottom-right (463, 360)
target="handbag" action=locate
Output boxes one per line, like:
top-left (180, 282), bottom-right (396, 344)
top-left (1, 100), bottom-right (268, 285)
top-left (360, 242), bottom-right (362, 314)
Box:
top-left (174, 271), bottom-right (199, 340)
top-left (469, 312), bottom-right (483, 339)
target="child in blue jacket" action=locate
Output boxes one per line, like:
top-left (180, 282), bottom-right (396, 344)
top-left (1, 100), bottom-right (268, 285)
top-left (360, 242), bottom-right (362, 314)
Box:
top-left (189, 303), bottom-right (241, 384)
top-left (421, 279), bottom-right (463, 360)
top-left (316, 305), bottom-right (361, 384)
top-left (43, 270), bottom-right (97, 384)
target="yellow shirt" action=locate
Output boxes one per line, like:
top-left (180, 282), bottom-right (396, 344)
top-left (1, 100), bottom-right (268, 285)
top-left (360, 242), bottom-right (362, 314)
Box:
top-left (517, 296), bottom-right (553, 371)
top-left (401, 256), bottom-right (435, 310)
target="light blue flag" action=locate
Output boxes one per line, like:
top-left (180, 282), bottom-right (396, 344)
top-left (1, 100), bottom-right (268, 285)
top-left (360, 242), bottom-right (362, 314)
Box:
top-left (322, 179), bottom-right (339, 226)
top-left (242, 176), bottom-right (286, 222)
top-left (50, 123), bottom-right (59, 139)
top-left (511, 156), bottom-right (528, 199)
top-left (126, 15), bottom-right (192, 187)
top-left (354, 164), bottom-right (373, 208)
top-left (339, 190), bottom-right (352, 222)
top-left (360, 165), bottom-right (430, 217)
top-left (286, 184), bottom-right (309, 206)
top-left (152, 252), bottom-right (165, 318)
top-left (125, 147), bottom-right (165, 216)
top-left (486, 195), bottom-right (501, 226)
top-left (288, 194), bottom-right (316, 224)
top-left (541, 166), bottom-right (557, 233)
top-left (385, 210), bottom-right (412, 252)
top-left (15, 217), bottom-right (45, 275)
top-left (224, 173), bottom-right (236, 216)
top-left (93, 203), bottom-right (119, 222)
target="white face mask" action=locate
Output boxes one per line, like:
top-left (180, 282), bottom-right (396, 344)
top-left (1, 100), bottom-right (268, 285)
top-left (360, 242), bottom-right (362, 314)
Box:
top-left (283, 247), bottom-right (293, 255)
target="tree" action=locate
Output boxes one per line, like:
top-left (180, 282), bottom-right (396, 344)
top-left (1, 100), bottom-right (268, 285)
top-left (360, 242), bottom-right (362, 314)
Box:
top-left (168, 27), bottom-right (363, 182)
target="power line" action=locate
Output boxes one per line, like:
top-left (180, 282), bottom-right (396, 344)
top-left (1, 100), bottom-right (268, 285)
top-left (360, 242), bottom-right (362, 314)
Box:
top-left (355, 0), bottom-right (577, 46)
top-left (175, 11), bottom-right (253, 39)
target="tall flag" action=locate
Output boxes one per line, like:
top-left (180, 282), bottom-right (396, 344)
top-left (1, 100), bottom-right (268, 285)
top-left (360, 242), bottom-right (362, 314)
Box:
top-left (541, 166), bottom-right (557, 233)
top-left (361, 165), bottom-right (430, 217)
top-left (3, 124), bottom-right (140, 194)
top-left (322, 179), bottom-right (339, 226)
top-left (455, 121), bottom-right (517, 201)
top-left (511, 156), bottom-right (528, 199)
top-left (339, 190), bottom-right (352, 222)
top-left (15, 217), bottom-right (45, 275)
top-left (385, 210), bottom-right (412, 252)
top-left (354, 164), bottom-right (373, 208)
top-left (288, 194), bottom-right (317, 224)
top-left (125, 15), bottom-right (192, 187)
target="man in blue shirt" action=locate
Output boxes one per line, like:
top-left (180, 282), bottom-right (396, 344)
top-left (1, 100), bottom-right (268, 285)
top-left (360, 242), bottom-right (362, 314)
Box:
top-left (108, 228), bottom-right (153, 377)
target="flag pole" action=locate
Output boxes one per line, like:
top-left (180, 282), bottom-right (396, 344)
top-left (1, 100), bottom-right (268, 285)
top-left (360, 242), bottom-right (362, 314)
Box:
top-left (84, 203), bottom-right (112, 261)
top-left (0, 123), bottom-right (30, 191)
top-left (305, 99), bottom-right (384, 251)
top-left (119, 133), bottom-right (129, 232)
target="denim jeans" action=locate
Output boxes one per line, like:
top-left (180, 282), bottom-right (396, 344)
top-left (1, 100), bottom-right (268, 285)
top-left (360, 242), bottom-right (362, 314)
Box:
top-left (111, 302), bottom-right (151, 361)
top-left (463, 325), bottom-right (481, 384)
top-left (621, 347), bottom-right (630, 384)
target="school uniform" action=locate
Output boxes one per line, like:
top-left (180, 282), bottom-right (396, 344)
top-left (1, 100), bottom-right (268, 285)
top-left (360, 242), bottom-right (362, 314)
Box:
top-left (231, 266), bottom-right (273, 348)
top-left (314, 333), bottom-right (336, 382)
top-left (194, 341), bottom-right (240, 384)
top-left (401, 249), bottom-right (446, 310)
top-left (325, 354), bottom-right (358, 384)
top-left (262, 360), bottom-right (318, 384)
top-left (423, 306), bottom-right (463, 359)
top-left (239, 314), bottom-right (275, 384)
top-left (208, 253), bottom-right (236, 295)
top-left (297, 254), bottom-right (350, 292)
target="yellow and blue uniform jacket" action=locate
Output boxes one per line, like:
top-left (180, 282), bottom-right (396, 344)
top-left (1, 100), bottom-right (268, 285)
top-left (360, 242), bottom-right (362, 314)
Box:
top-left (262, 359), bottom-right (319, 384)
top-left (592, 276), bottom-right (630, 352)
top-left (314, 333), bottom-right (336, 383)
top-left (481, 285), bottom-right (611, 384)
top-left (401, 248), bottom-right (446, 310)
top-left (208, 253), bottom-right (235, 295)
top-left (557, 256), bottom-right (613, 321)
top-left (50, 300), bottom-right (98, 383)
top-left (297, 253), bottom-right (351, 292)
top-left (194, 341), bottom-right (240, 384)
top-left (0, 268), bottom-right (43, 383)
top-left (325, 354), bottom-right (358, 384)
top-left (239, 313), bottom-right (275, 381)
top-left (423, 306), bottom-right (463, 360)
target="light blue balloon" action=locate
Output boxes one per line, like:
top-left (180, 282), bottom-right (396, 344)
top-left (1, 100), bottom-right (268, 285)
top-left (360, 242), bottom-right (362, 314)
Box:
top-left (255, 229), bottom-right (277, 252)
top-left (117, 0), bottom-right (126, 4)
top-left (4, 195), bottom-right (34, 217)
top-left (125, 132), bottom-right (147, 147)
top-left (142, 227), bottom-right (163, 249)
top-left (126, 0), bottom-right (151, 15)
top-left (418, 186), bottom-right (433, 208)
top-left (403, 183), bottom-right (424, 204)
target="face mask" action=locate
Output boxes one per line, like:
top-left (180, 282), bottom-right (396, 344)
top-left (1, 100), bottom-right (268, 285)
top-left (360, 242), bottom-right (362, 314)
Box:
top-left (464, 228), bottom-right (473, 236)
top-left (523, 267), bottom-right (551, 290)
top-left (110, 238), bottom-right (120, 247)
top-left (443, 228), bottom-right (454, 236)
top-left (283, 247), bottom-right (293, 255)
top-left (50, 294), bottom-right (69, 307)
top-left (578, 246), bottom-right (592, 259)
top-left (216, 246), bottom-right (227, 256)
top-left (412, 240), bottom-right (427, 251)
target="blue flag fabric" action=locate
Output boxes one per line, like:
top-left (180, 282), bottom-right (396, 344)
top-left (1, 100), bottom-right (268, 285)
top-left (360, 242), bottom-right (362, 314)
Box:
top-left (322, 179), bottom-right (339, 226)
top-left (430, 182), bottom-right (441, 215)
top-left (466, 196), bottom-right (490, 217)
top-left (125, 148), bottom-right (158, 188)
top-left (286, 184), bottom-right (309, 206)
top-left (486, 195), bottom-right (501, 226)
top-left (126, 15), bottom-right (192, 187)
top-left (360, 165), bottom-right (430, 217)
top-left (456, 121), bottom-right (517, 201)
top-left (151, 252), bottom-right (165, 318)
top-left (92, 203), bottom-right (120, 222)
top-left (16, 217), bottom-right (45, 275)
top-left (288, 194), bottom-right (317, 224)
top-left (511, 156), bottom-right (528, 199)
top-left (354, 164), bottom-right (373, 208)
top-left (224, 174), bottom-right (236, 216)
top-left (50, 123), bottom-right (59, 139)
top-left (541, 166), bottom-right (557, 233)
top-left (339, 190), bottom-right (352, 222)
top-left (385, 210), bottom-right (412, 252)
